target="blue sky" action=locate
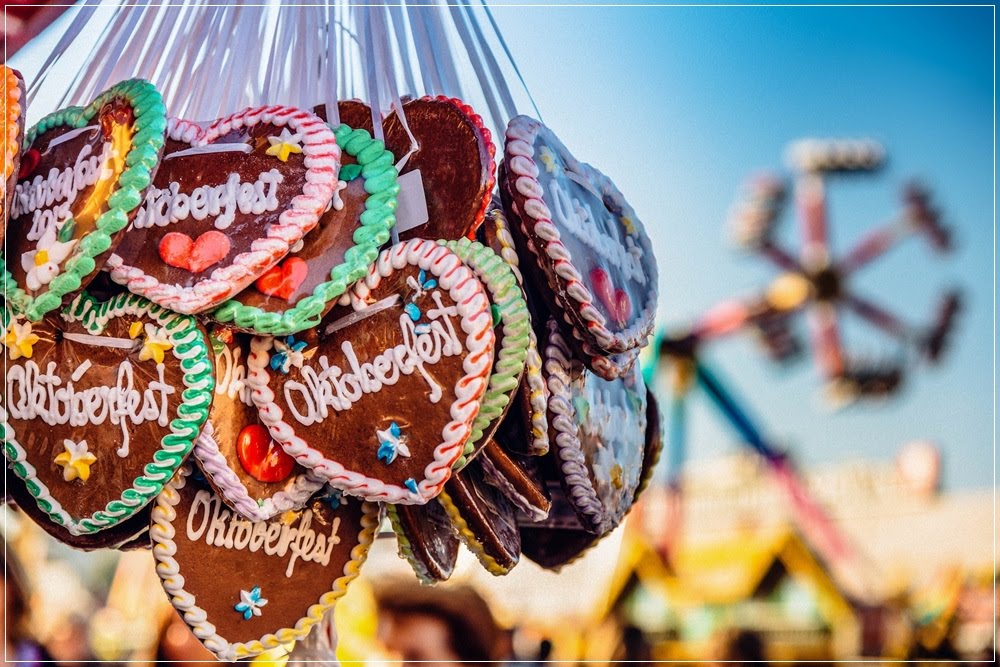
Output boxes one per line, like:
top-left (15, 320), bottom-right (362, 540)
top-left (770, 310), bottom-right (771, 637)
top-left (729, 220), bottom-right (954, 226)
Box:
top-left (11, 4), bottom-right (995, 489)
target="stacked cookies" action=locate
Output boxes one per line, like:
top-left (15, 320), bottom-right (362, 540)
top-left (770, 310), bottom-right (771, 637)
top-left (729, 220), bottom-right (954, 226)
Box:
top-left (1, 78), bottom-right (660, 661)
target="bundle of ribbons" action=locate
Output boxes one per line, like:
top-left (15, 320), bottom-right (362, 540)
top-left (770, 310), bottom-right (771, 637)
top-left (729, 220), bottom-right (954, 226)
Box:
top-left (1, 1), bottom-right (661, 661)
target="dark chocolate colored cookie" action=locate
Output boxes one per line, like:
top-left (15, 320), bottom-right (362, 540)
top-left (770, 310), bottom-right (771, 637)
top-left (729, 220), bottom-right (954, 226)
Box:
top-left (387, 500), bottom-right (460, 584)
top-left (478, 440), bottom-right (550, 522)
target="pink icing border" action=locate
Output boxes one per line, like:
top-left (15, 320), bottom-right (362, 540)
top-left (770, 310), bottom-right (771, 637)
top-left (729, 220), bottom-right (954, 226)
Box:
top-left (504, 115), bottom-right (657, 354)
top-left (246, 238), bottom-right (495, 504)
top-left (192, 421), bottom-right (325, 522)
top-left (106, 107), bottom-right (340, 314)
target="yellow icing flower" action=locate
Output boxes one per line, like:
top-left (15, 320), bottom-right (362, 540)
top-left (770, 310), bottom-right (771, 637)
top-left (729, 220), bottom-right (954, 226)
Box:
top-left (265, 128), bottom-right (303, 162)
top-left (3, 319), bottom-right (40, 360)
top-left (610, 463), bottom-right (624, 490)
top-left (128, 321), bottom-right (144, 339)
top-left (138, 323), bottom-right (173, 365)
top-left (54, 439), bottom-right (97, 482)
top-left (539, 146), bottom-right (559, 174)
top-left (621, 215), bottom-right (637, 236)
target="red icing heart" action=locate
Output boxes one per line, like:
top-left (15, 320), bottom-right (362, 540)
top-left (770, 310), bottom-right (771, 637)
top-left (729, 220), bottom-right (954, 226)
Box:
top-left (589, 267), bottom-right (631, 327)
top-left (159, 231), bottom-right (231, 274)
top-left (17, 148), bottom-right (39, 180)
top-left (255, 257), bottom-right (308, 301)
top-left (236, 424), bottom-right (295, 483)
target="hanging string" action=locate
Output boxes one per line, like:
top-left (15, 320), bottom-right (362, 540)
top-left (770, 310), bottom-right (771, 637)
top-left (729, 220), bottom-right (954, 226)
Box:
top-left (323, 0), bottom-right (341, 126)
top-left (477, 0), bottom-right (543, 120)
top-left (447, 2), bottom-right (505, 134)
top-left (26, 0), bottom-right (101, 105)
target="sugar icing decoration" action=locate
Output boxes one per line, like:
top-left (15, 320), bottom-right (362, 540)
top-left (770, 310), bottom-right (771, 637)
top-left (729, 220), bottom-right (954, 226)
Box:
top-left (265, 128), bottom-right (303, 162)
top-left (269, 334), bottom-right (311, 374)
top-left (2, 79), bottom-right (167, 322)
top-left (376, 422), bottom-right (411, 465)
top-left (235, 586), bottom-right (269, 620)
top-left (3, 317), bottom-right (40, 359)
top-left (54, 439), bottom-right (97, 482)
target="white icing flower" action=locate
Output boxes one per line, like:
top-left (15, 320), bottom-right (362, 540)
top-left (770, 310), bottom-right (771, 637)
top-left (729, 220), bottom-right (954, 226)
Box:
top-left (265, 128), bottom-right (303, 162)
top-left (235, 586), bottom-right (268, 620)
top-left (54, 439), bottom-right (97, 483)
top-left (21, 225), bottom-right (77, 291)
top-left (3, 318), bottom-right (40, 360)
top-left (137, 323), bottom-right (173, 365)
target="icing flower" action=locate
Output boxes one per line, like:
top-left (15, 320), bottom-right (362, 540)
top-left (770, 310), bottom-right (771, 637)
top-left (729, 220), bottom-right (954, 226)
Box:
top-left (234, 586), bottom-right (268, 620)
top-left (376, 421), bottom-right (411, 465)
top-left (321, 489), bottom-right (346, 509)
top-left (137, 324), bottom-right (173, 365)
top-left (621, 214), bottom-right (637, 236)
top-left (270, 335), bottom-right (310, 374)
top-left (3, 319), bottom-right (39, 360)
top-left (54, 439), bottom-right (97, 483)
top-left (539, 146), bottom-right (560, 174)
top-left (265, 128), bottom-right (303, 162)
top-left (21, 224), bottom-right (78, 291)
top-left (406, 269), bottom-right (437, 303)
top-left (404, 478), bottom-right (419, 494)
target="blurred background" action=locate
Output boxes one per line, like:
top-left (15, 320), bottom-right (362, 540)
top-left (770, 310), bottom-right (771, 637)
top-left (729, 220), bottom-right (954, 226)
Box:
top-left (3, 2), bottom-right (995, 665)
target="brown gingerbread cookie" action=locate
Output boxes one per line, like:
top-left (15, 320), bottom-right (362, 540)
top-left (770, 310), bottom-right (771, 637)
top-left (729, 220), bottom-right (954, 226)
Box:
top-left (2, 291), bottom-right (212, 536)
top-left (193, 328), bottom-right (324, 521)
top-left (636, 386), bottom-right (664, 502)
top-left (107, 107), bottom-right (339, 316)
top-left (478, 440), bottom-right (550, 522)
top-left (246, 239), bottom-right (494, 504)
top-left (387, 500), bottom-right (460, 584)
top-left (502, 116), bottom-right (658, 357)
top-left (150, 464), bottom-right (378, 661)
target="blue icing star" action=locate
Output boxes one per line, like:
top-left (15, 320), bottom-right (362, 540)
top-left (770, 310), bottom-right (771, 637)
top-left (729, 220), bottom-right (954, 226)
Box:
top-left (404, 302), bottom-right (421, 322)
top-left (234, 586), bottom-right (268, 621)
top-left (376, 421), bottom-right (410, 465)
top-left (404, 478), bottom-right (419, 494)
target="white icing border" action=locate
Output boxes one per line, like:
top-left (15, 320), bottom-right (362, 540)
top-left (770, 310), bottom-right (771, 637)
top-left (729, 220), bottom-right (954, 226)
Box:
top-left (150, 464), bottom-right (379, 662)
top-left (193, 421), bottom-right (325, 522)
top-left (504, 115), bottom-right (657, 354)
top-left (246, 238), bottom-right (495, 504)
top-left (106, 108), bottom-right (340, 315)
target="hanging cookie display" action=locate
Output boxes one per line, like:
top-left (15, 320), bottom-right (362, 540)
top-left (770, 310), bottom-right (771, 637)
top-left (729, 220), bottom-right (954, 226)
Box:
top-left (478, 440), bottom-right (551, 522)
top-left (2, 79), bottom-right (167, 321)
top-left (502, 115), bottom-right (658, 356)
top-left (441, 238), bottom-right (530, 469)
top-left (106, 107), bottom-right (340, 315)
top-left (387, 500), bottom-right (460, 584)
top-left (542, 319), bottom-right (647, 535)
top-left (150, 465), bottom-right (378, 661)
top-left (479, 204), bottom-right (549, 456)
top-left (193, 328), bottom-right (325, 521)
top-left (247, 238), bottom-right (495, 504)
top-left (1, 291), bottom-right (212, 535)
top-left (2, 66), bottom-right (26, 246)
top-left (212, 122), bottom-right (398, 334)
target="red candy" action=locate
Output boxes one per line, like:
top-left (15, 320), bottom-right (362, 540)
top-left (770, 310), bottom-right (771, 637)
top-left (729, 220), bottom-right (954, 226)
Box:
top-left (236, 424), bottom-right (295, 483)
top-left (159, 230), bottom-right (230, 274)
top-left (255, 257), bottom-right (308, 301)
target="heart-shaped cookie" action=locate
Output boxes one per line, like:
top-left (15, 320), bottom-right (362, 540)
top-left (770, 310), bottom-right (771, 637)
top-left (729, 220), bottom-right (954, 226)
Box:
top-left (387, 500), bottom-right (460, 584)
top-left (1, 291), bottom-right (212, 535)
top-left (193, 328), bottom-right (325, 521)
top-left (502, 115), bottom-right (658, 355)
top-left (151, 465), bottom-right (378, 661)
top-left (479, 205), bottom-right (549, 455)
top-left (211, 122), bottom-right (397, 334)
top-left (541, 318), bottom-right (647, 535)
top-left (2, 79), bottom-right (167, 321)
top-left (2, 66), bottom-right (26, 247)
top-left (247, 238), bottom-right (495, 504)
top-left (106, 107), bottom-right (340, 315)
top-left (442, 238), bottom-right (529, 469)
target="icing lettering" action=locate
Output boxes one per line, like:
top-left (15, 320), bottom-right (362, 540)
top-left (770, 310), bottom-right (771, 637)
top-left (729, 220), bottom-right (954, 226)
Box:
top-left (549, 179), bottom-right (646, 285)
top-left (186, 490), bottom-right (340, 578)
top-left (6, 358), bottom-right (175, 457)
top-left (12, 141), bottom-right (118, 240)
top-left (282, 291), bottom-right (462, 425)
top-left (215, 344), bottom-right (251, 405)
top-left (133, 170), bottom-right (283, 231)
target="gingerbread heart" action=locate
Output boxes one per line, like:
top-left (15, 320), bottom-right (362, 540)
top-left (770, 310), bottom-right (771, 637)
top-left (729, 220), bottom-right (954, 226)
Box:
top-left (541, 318), bottom-right (647, 535)
top-left (1, 291), bottom-right (212, 535)
top-left (247, 238), bottom-right (495, 504)
top-left (478, 439), bottom-right (551, 522)
top-left (479, 205), bottom-right (549, 455)
top-left (502, 115), bottom-right (658, 355)
top-left (150, 465), bottom-right (378, 661)
top-left (212, 123), bottom-right (397, 334)
top-left (193, 328), bottom-right (324, 521)
top-left (2, 66), bottom-right (26, 247)
top-left (442, 238), bottom-right (530, 469)
top-left (2, 79), bottom-right (167, 321)
top-left (106, 107), bottom-right (340, 315)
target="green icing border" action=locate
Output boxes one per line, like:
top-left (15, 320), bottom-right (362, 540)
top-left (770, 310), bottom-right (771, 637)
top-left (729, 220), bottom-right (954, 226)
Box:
top-left (2, 79), bottom-right (167, 321)
top-left (211, 124), bottom-right (398, 334)
top-left (2, 291), bottom-right (213, 535)
top-left (442, 239), bottom-right (530, 469)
